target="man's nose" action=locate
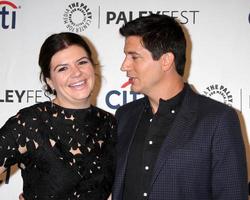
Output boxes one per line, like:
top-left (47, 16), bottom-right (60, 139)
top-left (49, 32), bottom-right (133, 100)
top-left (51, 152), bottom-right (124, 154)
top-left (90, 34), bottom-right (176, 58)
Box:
top-left (120, 58), bottom-right (131, 72)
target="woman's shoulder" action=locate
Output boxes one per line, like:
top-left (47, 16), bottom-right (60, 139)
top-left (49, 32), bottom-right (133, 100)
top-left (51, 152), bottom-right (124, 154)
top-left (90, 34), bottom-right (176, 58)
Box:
top-left (91, 106), bottom-right (116, 125)
top-left (19, 101), bottom-right (49, 112)
top-left (0, 102), bottom-right (49, 138)
top-left (92, 106), bottom-right (115, 118)
top-left (8, 102), bottom-right (49, 123)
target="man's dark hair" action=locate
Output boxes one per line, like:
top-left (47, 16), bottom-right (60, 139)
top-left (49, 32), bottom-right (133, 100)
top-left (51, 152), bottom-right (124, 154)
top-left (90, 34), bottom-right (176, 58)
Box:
top-left (120, 14), bottom-right (186, 76)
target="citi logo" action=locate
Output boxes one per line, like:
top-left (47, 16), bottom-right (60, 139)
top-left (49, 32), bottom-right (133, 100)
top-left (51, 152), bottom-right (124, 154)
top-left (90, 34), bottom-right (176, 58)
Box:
top-left (0, 1), bottom-right (20, 29)
top-left (105, 80), bottom-right (144, 110)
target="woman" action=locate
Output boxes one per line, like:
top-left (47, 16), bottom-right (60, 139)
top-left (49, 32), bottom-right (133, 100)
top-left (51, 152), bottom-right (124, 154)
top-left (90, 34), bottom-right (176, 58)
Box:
top-left (0, 32), bottom-right (116, 200)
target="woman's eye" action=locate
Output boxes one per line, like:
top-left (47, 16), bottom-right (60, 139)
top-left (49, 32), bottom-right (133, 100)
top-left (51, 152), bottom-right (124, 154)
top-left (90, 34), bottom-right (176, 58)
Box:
top-left (58, 66), bottom-right (67, 72)
top-left (78, 60), bottom-right (88, 65)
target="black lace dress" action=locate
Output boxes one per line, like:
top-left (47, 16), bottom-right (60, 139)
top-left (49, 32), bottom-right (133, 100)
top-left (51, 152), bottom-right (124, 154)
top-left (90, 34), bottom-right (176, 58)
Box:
top-left (0, 102), bottom-right (117, 200)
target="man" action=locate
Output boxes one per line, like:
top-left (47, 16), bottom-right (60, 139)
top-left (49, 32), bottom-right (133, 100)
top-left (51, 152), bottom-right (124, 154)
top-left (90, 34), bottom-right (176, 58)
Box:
top-left (112, 14), bottom-right (248, 200)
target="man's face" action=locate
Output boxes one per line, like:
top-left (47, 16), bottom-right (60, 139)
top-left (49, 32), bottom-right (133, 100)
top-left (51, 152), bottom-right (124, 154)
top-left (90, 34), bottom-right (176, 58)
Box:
top-left (121, 36), bottom-right (164, 96)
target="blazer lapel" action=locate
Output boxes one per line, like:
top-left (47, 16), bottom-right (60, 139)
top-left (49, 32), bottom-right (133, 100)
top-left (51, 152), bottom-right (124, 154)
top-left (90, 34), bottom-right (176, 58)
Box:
top-left (151, 86), bottom-right (199, 185)
top-left (114, 100), bottom-right (145, 198)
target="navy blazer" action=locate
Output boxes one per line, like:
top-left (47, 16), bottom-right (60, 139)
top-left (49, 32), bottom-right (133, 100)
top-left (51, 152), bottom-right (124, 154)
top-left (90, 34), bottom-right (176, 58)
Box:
top-left (112, 84), bottom-right (248, 200)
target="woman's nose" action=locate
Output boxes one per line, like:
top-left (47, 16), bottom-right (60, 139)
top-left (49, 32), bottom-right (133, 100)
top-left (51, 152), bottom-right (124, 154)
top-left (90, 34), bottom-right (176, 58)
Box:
top-left (71, 64), bottom-right (81, 76)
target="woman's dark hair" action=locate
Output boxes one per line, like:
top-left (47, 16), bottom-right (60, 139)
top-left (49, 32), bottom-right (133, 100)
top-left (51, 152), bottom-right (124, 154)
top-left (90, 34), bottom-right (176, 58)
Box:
top-left (120, 14), bottom-right (186, 76)
top-left (39, 32), bottom-right (93, 94)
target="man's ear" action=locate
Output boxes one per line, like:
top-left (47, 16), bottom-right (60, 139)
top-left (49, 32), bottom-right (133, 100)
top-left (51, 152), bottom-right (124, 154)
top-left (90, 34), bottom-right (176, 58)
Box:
top-left (161, 52), bottom-right (175, 72)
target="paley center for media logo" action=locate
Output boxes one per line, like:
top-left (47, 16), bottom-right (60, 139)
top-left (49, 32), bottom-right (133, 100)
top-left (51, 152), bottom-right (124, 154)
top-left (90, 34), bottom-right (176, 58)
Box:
top-left (203, 84), bottom-right (233, 106)
top-left (105, 80), bottom-right (144, 110)
top-left (63, 2), bottom-right (92, 33)
top-left (0, 0), bottom-right (20, 29)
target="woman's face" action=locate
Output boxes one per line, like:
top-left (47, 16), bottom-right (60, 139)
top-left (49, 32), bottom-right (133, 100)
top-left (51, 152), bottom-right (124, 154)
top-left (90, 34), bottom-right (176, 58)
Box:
top-left (47, 45), bottom-right (95, 109)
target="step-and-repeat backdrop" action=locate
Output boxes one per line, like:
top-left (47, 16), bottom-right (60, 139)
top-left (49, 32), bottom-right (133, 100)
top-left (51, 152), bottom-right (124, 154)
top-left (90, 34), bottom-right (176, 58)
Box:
top-left (1, 0), bottom-right (250, 199)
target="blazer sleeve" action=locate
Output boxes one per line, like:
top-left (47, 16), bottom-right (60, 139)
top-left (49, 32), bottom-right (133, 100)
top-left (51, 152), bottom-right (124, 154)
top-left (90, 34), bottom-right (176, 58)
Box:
top-left (211, 107), bottom-right (248, 199)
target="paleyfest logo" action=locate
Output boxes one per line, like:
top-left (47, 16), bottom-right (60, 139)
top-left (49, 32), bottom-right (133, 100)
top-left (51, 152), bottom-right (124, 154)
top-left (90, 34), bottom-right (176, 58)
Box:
top-left (63, 2), bottom-right (92, 33)
top-left (203, 84), bottom-right (233, 106)
top-left (106, 10), bottom-right (200, 25)
top-left (0, 89), bottom-right (44, 103)
top-left (0, 0), bottom-right (21, 29)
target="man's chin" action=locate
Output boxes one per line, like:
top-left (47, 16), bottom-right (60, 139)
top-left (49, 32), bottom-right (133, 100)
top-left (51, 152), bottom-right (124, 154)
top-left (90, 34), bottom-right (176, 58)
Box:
top-left (130, 86), bottom-right (140, 93)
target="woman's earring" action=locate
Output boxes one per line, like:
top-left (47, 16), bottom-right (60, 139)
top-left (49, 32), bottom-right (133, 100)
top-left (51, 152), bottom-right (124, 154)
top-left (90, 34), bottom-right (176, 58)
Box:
top-left (52, 89), bottom-right (56, 96)
top-left (51, 89), bottom-right (56, 107)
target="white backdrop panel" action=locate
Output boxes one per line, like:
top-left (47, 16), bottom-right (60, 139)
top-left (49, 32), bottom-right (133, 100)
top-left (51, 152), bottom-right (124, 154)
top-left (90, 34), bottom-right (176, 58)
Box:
top-left (1, 0), bottom-right (250, 199)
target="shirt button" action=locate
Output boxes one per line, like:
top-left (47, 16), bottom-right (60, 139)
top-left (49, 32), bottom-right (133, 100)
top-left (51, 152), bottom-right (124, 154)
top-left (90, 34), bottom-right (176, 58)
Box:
top-left (149, 118), bottom-right (153, 122)
top-left (148, 140), bottom-right (153, 145)
top-left (143, 192), bottom-right (148, 197)
top-left (145, 166), bottom-right (149, 170)
top-left (171, 109), bottom-right (175, 114)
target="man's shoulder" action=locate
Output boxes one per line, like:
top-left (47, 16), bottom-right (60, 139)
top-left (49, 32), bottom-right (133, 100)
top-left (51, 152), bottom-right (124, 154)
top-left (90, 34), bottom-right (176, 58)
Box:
top-left (198, 93), bottom-right (233, 110)
top-left (115, 97), bottom-right (145, 119)
top-left (117, 97), bottom-right (145, 111)
top-left (186, 84), bottom-right (233, 110)
top-left (189, 89), bottom-right (236, 117)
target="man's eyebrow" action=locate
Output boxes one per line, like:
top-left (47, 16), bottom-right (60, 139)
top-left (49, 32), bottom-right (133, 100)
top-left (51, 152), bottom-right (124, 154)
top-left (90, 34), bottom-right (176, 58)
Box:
top-left (125, 51), bottom-right (140, 55)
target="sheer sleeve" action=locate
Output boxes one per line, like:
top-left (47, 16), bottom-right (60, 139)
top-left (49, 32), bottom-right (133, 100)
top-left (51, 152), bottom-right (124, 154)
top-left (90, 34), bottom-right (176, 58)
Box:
top-left (0, 107), bottom-right (40, 168)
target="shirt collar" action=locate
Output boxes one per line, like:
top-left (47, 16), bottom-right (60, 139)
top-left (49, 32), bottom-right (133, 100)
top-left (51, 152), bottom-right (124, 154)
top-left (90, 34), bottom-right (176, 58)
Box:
top-left (143, 84), bottom-right (187, 116)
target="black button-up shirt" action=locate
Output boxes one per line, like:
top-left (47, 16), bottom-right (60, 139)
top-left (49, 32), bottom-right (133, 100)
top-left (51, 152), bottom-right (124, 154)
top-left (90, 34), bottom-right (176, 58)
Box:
top-left (123, 86), bottom-right (186, 200)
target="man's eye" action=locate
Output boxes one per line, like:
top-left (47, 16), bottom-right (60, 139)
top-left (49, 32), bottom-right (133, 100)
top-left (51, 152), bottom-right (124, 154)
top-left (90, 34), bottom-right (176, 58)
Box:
top-left (132, 56), bottom-right (138, 60)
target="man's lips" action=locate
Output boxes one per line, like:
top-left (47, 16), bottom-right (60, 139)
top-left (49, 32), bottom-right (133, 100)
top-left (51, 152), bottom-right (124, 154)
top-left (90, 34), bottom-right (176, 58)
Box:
top-left (121, 78), bottom-right (133, 88)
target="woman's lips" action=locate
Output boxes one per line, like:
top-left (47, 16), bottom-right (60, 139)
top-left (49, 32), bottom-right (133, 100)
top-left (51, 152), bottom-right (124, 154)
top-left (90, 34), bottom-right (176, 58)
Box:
top-left (69, 80), bottom-right (85, 87)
